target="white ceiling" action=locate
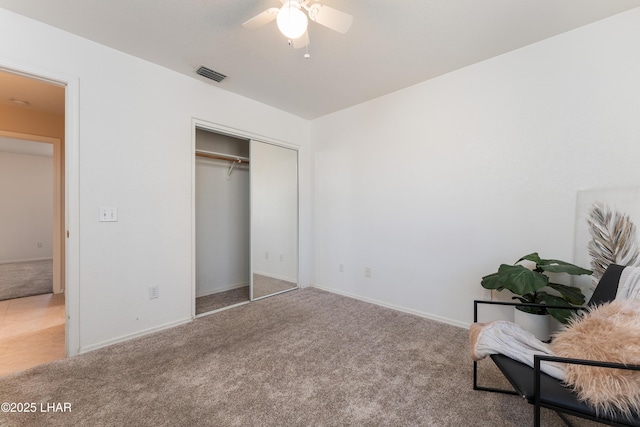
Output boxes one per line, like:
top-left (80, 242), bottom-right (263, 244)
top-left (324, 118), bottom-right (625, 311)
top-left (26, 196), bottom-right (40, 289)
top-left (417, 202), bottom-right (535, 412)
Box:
top-left (0, 0), bottom-right (638, 119)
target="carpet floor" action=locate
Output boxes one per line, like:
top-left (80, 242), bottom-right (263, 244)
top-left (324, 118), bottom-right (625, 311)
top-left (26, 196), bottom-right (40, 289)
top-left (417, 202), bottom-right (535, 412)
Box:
top-left (0, 288), bottom-right (597, 426)
top-left (196, 287), bottom-right (249, 315)
top-left (0, 260), bottom-right (53, 301)
top-left (253, 273), bottom-right (297, 299)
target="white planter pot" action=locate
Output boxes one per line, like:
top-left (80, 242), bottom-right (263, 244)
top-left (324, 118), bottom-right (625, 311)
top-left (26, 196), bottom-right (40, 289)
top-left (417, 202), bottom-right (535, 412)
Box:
top-left (514, 308), bottom-right (551, 341)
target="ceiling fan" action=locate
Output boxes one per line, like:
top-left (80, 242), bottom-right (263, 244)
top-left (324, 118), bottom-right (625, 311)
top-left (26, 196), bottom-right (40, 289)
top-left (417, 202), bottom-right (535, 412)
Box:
top-left (243, 0), bottom-right (353, 50)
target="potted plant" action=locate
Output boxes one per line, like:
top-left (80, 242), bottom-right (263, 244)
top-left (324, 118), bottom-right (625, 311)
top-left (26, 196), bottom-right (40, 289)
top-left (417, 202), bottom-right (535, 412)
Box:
top-left (481, 253), bottom-right (592, 339)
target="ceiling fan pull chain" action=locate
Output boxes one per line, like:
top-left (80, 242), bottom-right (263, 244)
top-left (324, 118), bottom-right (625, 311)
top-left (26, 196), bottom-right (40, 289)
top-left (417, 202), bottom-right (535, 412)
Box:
top-left (304, 30), bottom-right (310, 59)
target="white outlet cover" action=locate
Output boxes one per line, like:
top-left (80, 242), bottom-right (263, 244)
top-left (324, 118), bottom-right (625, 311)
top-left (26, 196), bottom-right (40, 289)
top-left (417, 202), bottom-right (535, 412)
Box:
top-left (149, 286), bottom-right (159, 299)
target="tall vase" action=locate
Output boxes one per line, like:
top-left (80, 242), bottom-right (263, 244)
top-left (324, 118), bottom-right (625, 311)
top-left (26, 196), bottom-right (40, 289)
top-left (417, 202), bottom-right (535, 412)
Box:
top-left (514, 308), bottom-right (551, 341)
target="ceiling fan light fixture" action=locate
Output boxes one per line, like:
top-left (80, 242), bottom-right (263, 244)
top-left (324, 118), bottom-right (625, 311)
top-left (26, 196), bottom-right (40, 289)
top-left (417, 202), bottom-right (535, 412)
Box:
top-left (276, 1), bottom-right (308, 39)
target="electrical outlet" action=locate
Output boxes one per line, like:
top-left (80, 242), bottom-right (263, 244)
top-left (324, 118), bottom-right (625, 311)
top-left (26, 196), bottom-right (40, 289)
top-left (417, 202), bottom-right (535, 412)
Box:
top-left (365, 267), bottom-right (371, 278)
top-left (482, 289), bottom-right (492, 301)
top-left (339, 263), bottom-right (344, 272)
top-left (149, 285), bottom-right (159, 300)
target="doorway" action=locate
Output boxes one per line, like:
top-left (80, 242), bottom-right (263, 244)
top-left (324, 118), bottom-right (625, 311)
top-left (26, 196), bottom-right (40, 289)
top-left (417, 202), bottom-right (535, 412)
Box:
top-left (0, 69), bottom-right (67, 374)
top-left (194, 128), bottom-right (251, 315)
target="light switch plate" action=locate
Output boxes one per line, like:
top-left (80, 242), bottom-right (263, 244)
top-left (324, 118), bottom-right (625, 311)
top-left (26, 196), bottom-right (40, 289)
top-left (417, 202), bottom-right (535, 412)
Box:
top-left (99, 207), bottom-right (118, 222)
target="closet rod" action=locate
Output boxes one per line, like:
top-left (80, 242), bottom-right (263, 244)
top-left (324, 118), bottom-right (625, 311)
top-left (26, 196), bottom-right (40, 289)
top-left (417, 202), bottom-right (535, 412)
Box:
top-left (195, 149), bottom-right (250, 164)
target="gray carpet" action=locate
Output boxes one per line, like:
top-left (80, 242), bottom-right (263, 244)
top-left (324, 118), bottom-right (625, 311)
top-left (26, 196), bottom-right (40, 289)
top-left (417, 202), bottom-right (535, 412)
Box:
top-left (253, 273), bottom-right (297, 298)
top-left (0, 288), bottom-right (597, 426)
top-left (196, 286), bottom-right (249, 315)
top-left (0, 260), bottom-right (53, 301)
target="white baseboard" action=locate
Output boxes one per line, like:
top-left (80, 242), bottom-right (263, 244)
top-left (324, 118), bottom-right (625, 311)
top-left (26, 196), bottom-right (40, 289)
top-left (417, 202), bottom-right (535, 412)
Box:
top-left (311, 284), bottom-right (470, 329)
top-left (78, 317), bottom-right (192, 355)
top-left (0, 257), bottom-right (53, 265)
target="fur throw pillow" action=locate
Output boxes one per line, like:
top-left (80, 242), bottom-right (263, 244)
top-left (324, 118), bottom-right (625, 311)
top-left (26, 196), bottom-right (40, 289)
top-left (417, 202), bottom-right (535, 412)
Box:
top-left (550, 299), bottom-right (640, 418)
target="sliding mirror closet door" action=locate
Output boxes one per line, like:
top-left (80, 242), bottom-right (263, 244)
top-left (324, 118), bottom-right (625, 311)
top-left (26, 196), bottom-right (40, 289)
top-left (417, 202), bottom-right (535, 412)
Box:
top-left (250, 140), bottom-right (298, 300)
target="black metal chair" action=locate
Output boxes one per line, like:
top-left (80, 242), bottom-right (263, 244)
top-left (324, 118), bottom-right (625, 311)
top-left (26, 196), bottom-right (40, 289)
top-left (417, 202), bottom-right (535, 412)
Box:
top-left (473, 264), bottom-right (640, 426)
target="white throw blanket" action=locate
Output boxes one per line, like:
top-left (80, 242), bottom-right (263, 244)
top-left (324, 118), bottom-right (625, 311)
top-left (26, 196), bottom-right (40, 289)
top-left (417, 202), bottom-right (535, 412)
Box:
top-left (617, 265), bottom-right (640, 300)
top-left (471, 320), bottom-right (567, 380)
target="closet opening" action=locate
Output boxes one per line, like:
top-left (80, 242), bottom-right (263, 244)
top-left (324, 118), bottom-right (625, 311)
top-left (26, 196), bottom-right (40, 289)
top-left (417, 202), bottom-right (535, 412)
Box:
top-left (195, 129), bottom-right (250, 315)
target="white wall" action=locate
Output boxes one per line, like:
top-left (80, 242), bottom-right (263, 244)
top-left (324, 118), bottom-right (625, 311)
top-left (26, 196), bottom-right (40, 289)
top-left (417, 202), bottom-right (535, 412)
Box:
top-left (0, 8), bottom-right (310, 352)
top-left (0, 149), bottom-right (53, 262)
top-left (195, 159), bottom-right (250, 296)
top-left (311, 8), bottom-right (640, 328)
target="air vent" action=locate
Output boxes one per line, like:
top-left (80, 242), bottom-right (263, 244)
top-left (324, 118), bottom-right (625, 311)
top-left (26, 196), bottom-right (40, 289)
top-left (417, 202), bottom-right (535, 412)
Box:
top-left (196, 66), bottom-right (226, 82)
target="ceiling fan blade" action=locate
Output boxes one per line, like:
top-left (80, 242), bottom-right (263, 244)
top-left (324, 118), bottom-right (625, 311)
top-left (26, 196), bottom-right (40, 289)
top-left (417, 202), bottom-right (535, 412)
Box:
top-left (291, 34), bottom-right (310, 49)
top-left (308, 4), bottom-right (353, 34)
top-left (242, 7), bottom-right (279, 29)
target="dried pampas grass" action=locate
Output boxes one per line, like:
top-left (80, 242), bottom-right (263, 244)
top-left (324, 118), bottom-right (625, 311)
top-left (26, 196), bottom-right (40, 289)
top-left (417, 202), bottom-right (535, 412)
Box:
top-left (587, 203), bottom-right (640, 283)
top-left (550, 299), bottom-right (640, 418)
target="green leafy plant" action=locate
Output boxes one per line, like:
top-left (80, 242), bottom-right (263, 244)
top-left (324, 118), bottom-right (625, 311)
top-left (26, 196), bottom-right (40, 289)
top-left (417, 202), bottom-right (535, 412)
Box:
top-left (481, 253), bottom-right (592, 324)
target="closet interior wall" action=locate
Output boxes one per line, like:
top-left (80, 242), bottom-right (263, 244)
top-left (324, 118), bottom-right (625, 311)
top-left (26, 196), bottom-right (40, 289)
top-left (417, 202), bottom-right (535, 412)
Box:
top-left (195, 129), bottom-right (250, 301)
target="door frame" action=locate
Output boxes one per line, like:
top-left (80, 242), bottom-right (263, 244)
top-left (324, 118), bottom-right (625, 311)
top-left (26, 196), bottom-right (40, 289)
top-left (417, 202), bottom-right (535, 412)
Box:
top-left (0, 58), bottom-right (80, 357)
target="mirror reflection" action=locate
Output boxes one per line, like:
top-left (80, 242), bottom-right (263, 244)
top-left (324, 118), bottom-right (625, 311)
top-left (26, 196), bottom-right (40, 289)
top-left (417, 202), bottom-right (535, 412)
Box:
top-left (251, 140), bottom-right (298, 299)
